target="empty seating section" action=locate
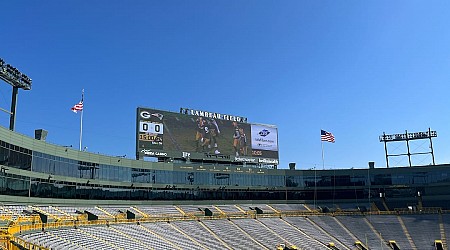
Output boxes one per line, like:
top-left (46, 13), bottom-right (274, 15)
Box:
top-left (239, 204), bottom-right (275, 214)
top-left (98, 206), bottom-right (129, 216)
top-left (177, 205), bottom-right (204, 215)
top-left (51, 228), bottom-right (111, 249)
top-left (141, 222), bottom-right (203, 250)
top-left (258, 217), bottom-right (324, 249)
top-left (10, 204), bottom-right (450, 250)
top-left (203, 205), bottom-right (222, 214)
top-left (336, 203), bottom-right (369, 212)
top-left (215, 205), bottom-right (245, 214)
top-left (336, 215), bottom-right (383, 249)
top-left (232, 218), bottom-right (283, 248)
top-left (203, 219), bottom-right (261, 249)
top-left (173, 220), bottom-right (228, 249)
top-left (33, 206), bottom-right (69, 218)
top-left (55, 207), bottom-right (81, 217)
top-left (113, 223), bottom-right (177, 249)
top-left (254, 204), bottom-right (277, 213)
top-left (20, 231), bottom-right (87, 250)
top-left (83, 207), bottom-right (112, 218)
top-left (402, 214), bottom-right (440, 250)
top-left (270, 204), bottom-right (307, 212)
top-left (309, 216), bottom-right (355, 248)
top-left (284, 216), bottom-right (347, 250)
top-left (80, 225), bottom-right (148, 249)
top-left (368, 215), bottom-right (413, 249)
top-left (136, 205), bottom-right (183, 217)
top-left (53, 206), bottom-right (111, 218)
top-left (2, 205), bottom-right (28, 216)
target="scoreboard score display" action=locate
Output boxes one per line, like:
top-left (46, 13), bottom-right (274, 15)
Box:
top-left (136, 107), bottom-right (279, 164)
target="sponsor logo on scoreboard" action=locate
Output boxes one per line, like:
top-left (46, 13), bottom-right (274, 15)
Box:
top-left (251, 125), bottom-right (278, 151)
top-left (140, 149), bottom-right (168, 157)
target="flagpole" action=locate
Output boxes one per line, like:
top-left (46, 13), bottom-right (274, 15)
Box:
top-left (79, 89), bottom-right (84, 151)
top-left (321, 139), bottom-right (325, 170)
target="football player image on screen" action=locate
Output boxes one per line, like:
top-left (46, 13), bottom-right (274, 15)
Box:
top-left (195, 117), bottom-right (210, 152)
top-left (232, 122), bottom-right (241, 156)
top-left (206, 118), bottom-right (221, 154)
top-left (239, 127), bottom-right (248, 156)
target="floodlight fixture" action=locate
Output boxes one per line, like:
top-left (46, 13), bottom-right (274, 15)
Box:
top-left (0, 57), bottom-right (33, 131)
top-left (0, 58), bottom-right (32, 90)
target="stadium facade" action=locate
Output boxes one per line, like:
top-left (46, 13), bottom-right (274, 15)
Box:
top-left (1, 124), bottom-right (450, 210)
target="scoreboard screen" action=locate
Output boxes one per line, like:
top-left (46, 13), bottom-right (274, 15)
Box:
top-left (136, 107), bottom-right (279, 164)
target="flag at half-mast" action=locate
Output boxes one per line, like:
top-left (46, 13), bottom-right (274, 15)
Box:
top-left (71, 91), bottom-right (84, 113)
top-left (321, 130), bottom-right (335, 143)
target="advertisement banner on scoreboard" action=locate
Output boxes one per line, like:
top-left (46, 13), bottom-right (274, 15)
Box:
top-left (136, 107), bottom-right (279, 162)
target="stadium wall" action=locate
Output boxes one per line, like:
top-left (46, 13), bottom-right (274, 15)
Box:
top-left (1, 125), bottom-right (450, 209)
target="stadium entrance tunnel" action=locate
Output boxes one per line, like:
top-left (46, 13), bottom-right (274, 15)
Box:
top-left (85, 210), bottom-right (98, 221)
top-left (389, 240), bottom-right (400, 250)
top-left (355, 241), bottom-right (368, 250)
top-left (276, 243), bottom-right (298, 250)
top-left (126, 210), bottom-right (142, 220)
top-left (435, 240), bottom-right (444, 250)
top-left (327, 242), bottom-right (339, 250)
top-left (255, 207), bottom-right (264, 214)
top-left (204, 208), bottom-right (213, 216)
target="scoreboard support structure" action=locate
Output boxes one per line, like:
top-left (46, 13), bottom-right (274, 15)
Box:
top-left (379, 128), bottom-right (436, 168)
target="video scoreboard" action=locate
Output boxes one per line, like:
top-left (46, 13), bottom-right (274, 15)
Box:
top-left (136, 107), bottom-right (279, 165)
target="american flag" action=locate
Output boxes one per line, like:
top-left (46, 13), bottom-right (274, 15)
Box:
top-left (321, 130), bottom-right (335, 143)
top-left (71, 91), bottom-right (84, 113)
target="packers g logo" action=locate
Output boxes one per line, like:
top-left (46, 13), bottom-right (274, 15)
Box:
top-left (140, 111), bottom-right (151, 119)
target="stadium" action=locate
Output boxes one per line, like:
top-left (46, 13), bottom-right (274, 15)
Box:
top-left (1, 58), bottom-right (450, 250)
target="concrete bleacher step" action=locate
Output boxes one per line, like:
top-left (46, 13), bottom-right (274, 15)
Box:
top-left (174, 206), bottom-right (187, 216)
top-left (95, 206), bottom-right (114, 218)
top-left (396, 215), bottom-right (417, 250)
top-left (303, 204), bottom-right (314, 212)
top-left (266, 204), bottom-right (281, 214)
top-left (212, 205), bottom-right (225, 215)
top-left (354, 241), bottom-right (368, 250)
top-left (439, 213), bottom-right (447, 250)
top-left (52, 206), bottom-right (77, 220)
top-left (130, 206), bottom-right (149, 217)
top-left (370, 202), bottom-right (380, 212)
top-left (235, 205), bottom-right (247, 213)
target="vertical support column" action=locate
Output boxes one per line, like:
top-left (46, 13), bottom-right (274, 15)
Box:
top-left (405, 130), bottom-right (412, 167)
top-left (429, 127), bottom-right (436, 165)
top-left (383, 132), bottom-right (389, 168)
top-left (9, 86), bottom-right (18, 131)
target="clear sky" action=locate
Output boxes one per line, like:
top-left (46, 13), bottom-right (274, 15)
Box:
top-left (1, 1), bottom-right (450, 169)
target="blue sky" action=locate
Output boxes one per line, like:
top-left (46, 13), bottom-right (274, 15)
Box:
top-left (1, 1), bottom-right (450, 169)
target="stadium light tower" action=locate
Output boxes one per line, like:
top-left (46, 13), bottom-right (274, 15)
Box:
top-left (0, 58), bottom-right (32, 131)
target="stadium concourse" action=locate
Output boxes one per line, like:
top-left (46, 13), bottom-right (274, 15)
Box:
top-left (0, 203), bottom-right (446, 250)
